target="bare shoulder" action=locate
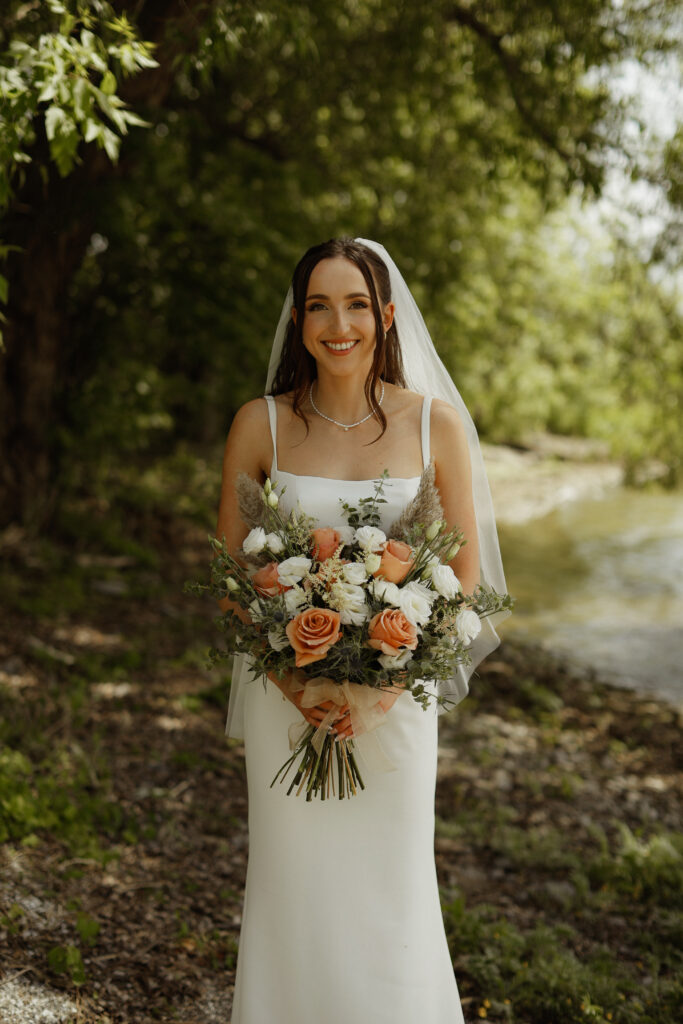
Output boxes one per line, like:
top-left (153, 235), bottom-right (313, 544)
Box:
top-left (229, 396), bottom-right (270, 434)
top-left (223, 397), bottom-right (271, 477)
top-left (430, 398), bottom-right (471, 469)
top-left (384, 383), bottom-right (424, 415)
top-left (431, 397), bottom-right (467, 439)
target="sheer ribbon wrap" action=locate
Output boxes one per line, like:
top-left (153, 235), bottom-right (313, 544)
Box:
top-left (225, 238), bottom-right (510, 740)
top-left (285, 674), bottom-right (397, 773)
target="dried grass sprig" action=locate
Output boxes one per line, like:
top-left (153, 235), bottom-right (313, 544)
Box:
top-left (388, 460), bottom-right (444, 540)
top-left (236, 472), bottom-right (268, 529)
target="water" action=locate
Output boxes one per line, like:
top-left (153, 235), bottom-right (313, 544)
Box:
top-left (496, 487), bottom-right (683, 707)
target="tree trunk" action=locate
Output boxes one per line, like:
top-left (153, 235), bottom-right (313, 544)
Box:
top-left (0, 0), bottom-right (218, 530)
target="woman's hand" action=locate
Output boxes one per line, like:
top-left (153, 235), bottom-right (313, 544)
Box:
top-left (267, 671), bottom-right (350, 734)
top-left (334, 685), bottom-right (404, 740)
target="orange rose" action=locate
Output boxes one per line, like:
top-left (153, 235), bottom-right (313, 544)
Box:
top-left (367, 608), bottom-right (418, 657)
top-left (311, 527), bottom-right (343, 562)
top-left (252, 561), bottom-right (286, 597)
top-left (373, 538), bottom-right (414, 584)
top-left (286, 607), bottom-right (342, 667)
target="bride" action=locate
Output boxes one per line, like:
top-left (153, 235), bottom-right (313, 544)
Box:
top-left (216, 237), bottom-right (509, 1023)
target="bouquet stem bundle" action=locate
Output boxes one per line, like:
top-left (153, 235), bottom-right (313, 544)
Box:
top-left (270, 726), bottom-right (365, 801)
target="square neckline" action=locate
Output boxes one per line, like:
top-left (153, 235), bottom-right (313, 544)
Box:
top-left (264, 394), bottom-right (431, 484)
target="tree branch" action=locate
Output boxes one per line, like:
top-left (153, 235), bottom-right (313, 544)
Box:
top-left (447, 3), bottom-right (578, 169)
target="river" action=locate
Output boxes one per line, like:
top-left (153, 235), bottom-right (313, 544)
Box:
top-left (486, 447), bottom-right (683, 708)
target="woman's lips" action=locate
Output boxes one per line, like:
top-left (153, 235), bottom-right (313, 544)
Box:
top-left (322, 339), bottom-right (360, 353)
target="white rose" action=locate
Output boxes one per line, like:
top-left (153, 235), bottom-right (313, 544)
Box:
top-left (455, 608), bottom-right (482, 644)
top-left (268, 627), bottom-right (289, 651)
top-left (284, 586), bottom-right (308, 616)
top-left (265, 532), bottom-right (285, 554)
top-left (398, 580), bottom-right (435, 628)
top-left (369, 578), bottom-right (401, 606)
top-left (364, 552), bottom-right (382, 575)
top-left (329, 582), bottom-right (369, 626)
top-left (430, 564), bottom-right (462, 600)
top-left (336, 525), bottom-right (356, 546)
top-left (242, 526), bottom-right (266, 556)
top-left (341, 561), bottom-right (368, 586)
top-left (354, 525), bottom-right (386, 552)
top-left (277, 556), bottom-right (312, 587)
top-left (378, 648), bottom-right (414, 671)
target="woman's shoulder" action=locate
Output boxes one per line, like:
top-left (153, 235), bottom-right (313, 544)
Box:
top-left (230, 396), bottom-right (270, 429)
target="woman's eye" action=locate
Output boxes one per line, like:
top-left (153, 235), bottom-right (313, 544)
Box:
top-left (350, 301), bottom-right (369, 309)
top-left (306, 303), bottom-right (325, 312)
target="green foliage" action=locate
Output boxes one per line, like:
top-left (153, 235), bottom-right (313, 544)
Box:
top-left (0, 0), bottom-right (157, 201)
top-left (0, 740), bottom-right (124, 854)
top-left (588, 824), bottom-right (683, 906)
top-left (443, 891), bottom-right (681, 1023)
top-left (47, 942), bottom-right (86, 985)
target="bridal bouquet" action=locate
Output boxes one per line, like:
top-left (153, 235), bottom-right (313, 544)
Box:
top-left (189, 467), bottom-right (513, 801)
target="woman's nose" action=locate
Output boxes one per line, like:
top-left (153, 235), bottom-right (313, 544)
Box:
top-left (329, 305), bottom-right (349, 334)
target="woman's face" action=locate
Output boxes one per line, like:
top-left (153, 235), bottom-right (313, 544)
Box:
top-left (294, 257), bottom-right (393, 379)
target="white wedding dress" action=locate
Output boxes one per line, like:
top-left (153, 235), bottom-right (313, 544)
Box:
top-left (228, 395), bottom-right (466, 1024)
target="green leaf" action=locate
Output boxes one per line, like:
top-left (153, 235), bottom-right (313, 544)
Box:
top-left (0, 275), bottom-right (8, 305)
top-left (37, 81), bottom-right (56, 103)
top-left (101, 126), bottom-right (119, 161)
top-left (44, 105), bottom-right (65, 141)
top-left (83, 119), bottom-right (101, 143)
top-left (101, 70), bottom-right (117, 96)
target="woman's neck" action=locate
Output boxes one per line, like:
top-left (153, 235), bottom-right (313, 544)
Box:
top-left (310, 372), bottom-right (381, 425)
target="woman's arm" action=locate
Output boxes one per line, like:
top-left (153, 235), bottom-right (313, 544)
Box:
top-left (430, 399), bottom-right (480, 595)
top-left (216, 398), bottom-right (350, 731)
top-left (216, 398), bottom-right (271, 616)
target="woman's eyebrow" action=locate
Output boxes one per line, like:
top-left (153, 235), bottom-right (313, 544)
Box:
top-left (306, 292), bottom-right (371, 300)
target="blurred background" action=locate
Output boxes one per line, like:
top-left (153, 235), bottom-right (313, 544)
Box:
top-left (0, 3), bottom-right (681, 1022)
top-left (1, 0), bottom-right (681, 703)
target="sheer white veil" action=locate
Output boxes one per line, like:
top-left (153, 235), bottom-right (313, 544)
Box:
top-left (226, 237), bottom-right (509, 736)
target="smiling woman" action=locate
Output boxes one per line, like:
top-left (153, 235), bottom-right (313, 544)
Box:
top-left (215, 237), bottom-right (509, 1024)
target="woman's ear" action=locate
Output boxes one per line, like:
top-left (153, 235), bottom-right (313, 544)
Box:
top-left (291, 306), bottom-right (297, 325)
top-left (383, 302), bottom-right (395, 333)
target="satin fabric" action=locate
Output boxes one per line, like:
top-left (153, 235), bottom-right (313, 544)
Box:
top-left (229, 410), bottom-right (466, 1022)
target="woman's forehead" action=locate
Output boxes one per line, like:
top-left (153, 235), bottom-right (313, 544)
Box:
top-left (306, 257), bottom-right (369, 296)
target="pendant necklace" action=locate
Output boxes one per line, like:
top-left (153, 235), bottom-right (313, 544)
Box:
top-left (309, 380), bottom-right (385, 431)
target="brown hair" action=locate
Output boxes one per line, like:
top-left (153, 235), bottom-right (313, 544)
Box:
top-left (269, 237), bottom-right (407, 439)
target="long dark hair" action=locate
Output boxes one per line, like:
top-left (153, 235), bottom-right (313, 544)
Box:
top-left (270, 237), bottom-right (407, 439)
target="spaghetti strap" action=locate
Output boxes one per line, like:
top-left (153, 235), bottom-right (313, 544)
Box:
top-left (264, 395), bottom-right (278, 476)
top-left (420, 395), bottom-right (432, 470)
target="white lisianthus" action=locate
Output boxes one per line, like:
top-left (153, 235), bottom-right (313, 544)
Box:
top-left (378, 648), bottom-right (414, 671)
top-left (430, 564), bottom-right (462, 600)
top-left (455, 608), bottom-right (482, 644)
top-left (398, 580), bottom-right (435, 628)
top-left (336, 525), bottom-right (356, 546)
top-left (364, 552), bottom-right (382, 575)
top-left (265, 532), bottom-right (285, 554)
top-left (420, 553), bottom-right (441, 580)
top-left (341, 561), bottom-right (368, 586)
top-left (284, 586), bottom-right (308, 616)
top-left (354, 525), bottom-right (386, 552)
top-left (425, 520), bottom-right (442, 542)
top-left (267, 491), bottom-right (279, 508)
top-left (277, 556), bottom-right (312, 587)
top-left (242, 526), bottom-right (266, 556)
top-left (329, 582), bottom-right (369, 626)
top-left (370, 578), bottom-right (401, 606)
top-left (225, 576), bottom-right (239, 593)
top-left (268, 627), bottom-right (289, 651)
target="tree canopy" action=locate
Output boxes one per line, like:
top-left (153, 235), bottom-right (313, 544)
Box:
top-left (0, 0), bottom-right (681, 527)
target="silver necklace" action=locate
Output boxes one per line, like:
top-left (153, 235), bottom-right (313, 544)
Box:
top-left (309, 380), bottom-right (385, 431)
